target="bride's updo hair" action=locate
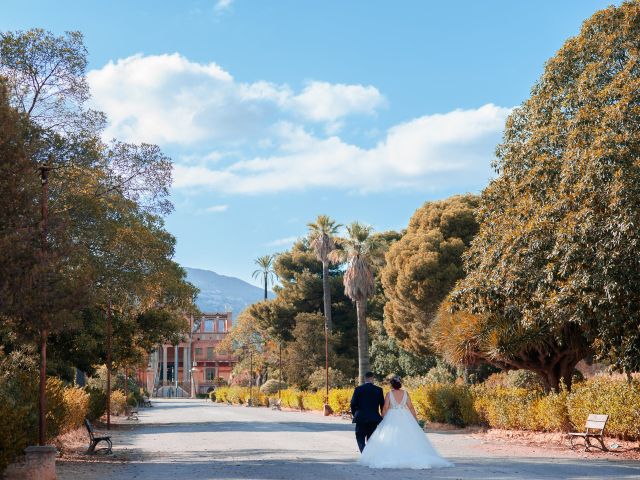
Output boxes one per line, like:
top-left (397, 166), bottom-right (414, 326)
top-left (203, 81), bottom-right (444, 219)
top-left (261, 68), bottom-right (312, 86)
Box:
top-left (390, 375), bottom-right (402, 390)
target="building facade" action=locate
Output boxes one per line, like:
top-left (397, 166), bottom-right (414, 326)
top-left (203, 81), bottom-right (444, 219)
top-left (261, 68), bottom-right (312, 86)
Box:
top-left (139, 312), bottom-right (236, 397)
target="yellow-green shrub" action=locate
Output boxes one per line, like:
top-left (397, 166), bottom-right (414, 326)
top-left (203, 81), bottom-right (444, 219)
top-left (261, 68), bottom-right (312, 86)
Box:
top-left (62, 386), bottom-right (89, 433)
top-left (280, 389), bottom-right (304, 409)
top-left (110, 389), bottom-right (126, 416)
top-left (527, 388), bottom-right (570, 431)
top-left (413, 384), bottom-right (478, 427)
top-left (45, 378), bottom-right (68, 438)
top-left (567, 378), bottom-right (640, 439)
top-left (328, 388), bottom-right (354, 414)
top-left (214, 386), bottom-right (230, 403)
top-left (302, 390), bottom-right (325, 411)
top-left (472, 385), bottom-right (539, 429)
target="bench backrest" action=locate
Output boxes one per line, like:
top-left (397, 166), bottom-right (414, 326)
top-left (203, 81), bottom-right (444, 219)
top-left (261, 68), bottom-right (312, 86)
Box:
top-left (585, 414), bottom-right (608, 433)
top-left (84, 418), bottom-right (96, 439)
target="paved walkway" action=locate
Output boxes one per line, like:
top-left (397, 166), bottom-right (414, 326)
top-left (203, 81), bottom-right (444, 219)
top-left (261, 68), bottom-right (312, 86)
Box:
top-left (57, 399), bottom-right (640, 479)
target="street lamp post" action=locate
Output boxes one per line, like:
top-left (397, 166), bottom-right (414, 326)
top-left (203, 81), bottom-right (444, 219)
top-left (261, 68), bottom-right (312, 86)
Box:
top-left (248, 347), bottom-right (253, 407)
top-left (38, 162), bottom-right (50, 446)
top-left (191, 366), bottom-right (197, 397)
top-left (278, 342), bottom-right (282, 400)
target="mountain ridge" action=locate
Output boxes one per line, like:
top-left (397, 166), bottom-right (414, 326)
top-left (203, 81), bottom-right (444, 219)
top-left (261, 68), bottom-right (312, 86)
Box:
top-left (184, 266), bottom-right (270, 319)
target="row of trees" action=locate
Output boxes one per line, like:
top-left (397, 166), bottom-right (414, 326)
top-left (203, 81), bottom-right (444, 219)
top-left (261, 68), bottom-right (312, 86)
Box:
top-left (230, 2), bottom-right (640, 393)
top-left (0, 29), bottom-right (197, 444)
top-left (222, 216), bottom-right (431, 392)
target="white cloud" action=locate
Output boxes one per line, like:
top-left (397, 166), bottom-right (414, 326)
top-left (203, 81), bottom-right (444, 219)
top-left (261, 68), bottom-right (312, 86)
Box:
top-left (203, 204), bottom-right (229, 213)
top-left (88, 53), bottom-right (510, 195)
top-left (292, 82), bottom-right (385, 122)
top-left (214, 0), bottom-right (233, 13)
top-left (173, 104), bottom-right (511, 194)
top-left (265, 236), bottom-right (300, 247)
top-left (88, 54), bottom-right (384, 145)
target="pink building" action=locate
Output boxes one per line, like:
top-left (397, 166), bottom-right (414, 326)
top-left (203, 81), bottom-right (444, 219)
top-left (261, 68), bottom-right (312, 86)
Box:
top-left (139, 312), bottom-right (236, 397)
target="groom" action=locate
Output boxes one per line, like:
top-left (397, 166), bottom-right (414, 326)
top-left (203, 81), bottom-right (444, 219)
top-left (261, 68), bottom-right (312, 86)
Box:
top-left (350, 371), bottom-right (385, 453)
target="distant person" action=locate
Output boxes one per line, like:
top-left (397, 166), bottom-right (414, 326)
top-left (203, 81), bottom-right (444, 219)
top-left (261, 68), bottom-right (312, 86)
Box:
top-left (359, 375), bottom-right (454, 469)
top-left (350, 371), bottom-right (385, 453)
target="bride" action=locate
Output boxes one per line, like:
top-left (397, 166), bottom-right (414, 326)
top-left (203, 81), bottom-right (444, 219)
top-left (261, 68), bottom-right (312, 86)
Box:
top-left (359, 376), bottom-right (454, 469)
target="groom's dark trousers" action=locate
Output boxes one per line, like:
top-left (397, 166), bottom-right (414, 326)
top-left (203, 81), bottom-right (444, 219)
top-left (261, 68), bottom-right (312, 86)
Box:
top-left (350, 381), bottom-right (385, 453)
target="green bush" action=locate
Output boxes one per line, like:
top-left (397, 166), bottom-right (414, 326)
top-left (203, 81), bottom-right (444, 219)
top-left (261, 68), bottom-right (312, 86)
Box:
top-left (86, 386), bottom-right (107, 421)
top-left (0, 349), bottom-right (38, 472)
top-left (0, 350), bottom-right (91, 471)
top-left (260, 379), bottom-right (287, 395)
top-left (308, 368), bottom-right (348, 391)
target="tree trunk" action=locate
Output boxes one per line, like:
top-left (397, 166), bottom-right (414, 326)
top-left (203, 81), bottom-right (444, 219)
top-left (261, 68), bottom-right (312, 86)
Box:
top-left (536, 354), bottom-right (582, 392)
top-left (322, 261), bottom-right (332, 332)
top-left (263, 272), bottom-right (268, 300)
top-left (356, 298), bottom-right (370, 384)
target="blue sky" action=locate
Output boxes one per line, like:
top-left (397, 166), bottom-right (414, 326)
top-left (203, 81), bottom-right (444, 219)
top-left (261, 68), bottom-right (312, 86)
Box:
top-left (3, 0), bottom-right (617, 285)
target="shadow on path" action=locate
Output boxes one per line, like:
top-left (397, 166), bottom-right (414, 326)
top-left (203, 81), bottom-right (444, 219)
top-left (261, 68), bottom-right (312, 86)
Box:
top-left (129, 421), bottom-right (354, 434)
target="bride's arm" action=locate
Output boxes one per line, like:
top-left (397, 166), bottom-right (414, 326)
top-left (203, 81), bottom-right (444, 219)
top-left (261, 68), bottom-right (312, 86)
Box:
top-left (381, 393), bottom-right (390, 417)
top-left (406, 393), bottom-right (418, 421)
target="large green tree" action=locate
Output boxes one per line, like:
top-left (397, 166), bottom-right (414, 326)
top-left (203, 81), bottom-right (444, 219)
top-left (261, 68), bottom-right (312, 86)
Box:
top-left (0, 29), bottom-right (195, 441)
top-left (435, 2), bottom-right (640, 390)
top-left (381, 195), bottom-right (479, 356)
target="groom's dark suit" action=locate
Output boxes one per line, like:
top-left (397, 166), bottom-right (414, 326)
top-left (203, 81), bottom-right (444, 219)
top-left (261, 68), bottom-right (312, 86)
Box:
top-left (350, 381), bottom-right (385, 453)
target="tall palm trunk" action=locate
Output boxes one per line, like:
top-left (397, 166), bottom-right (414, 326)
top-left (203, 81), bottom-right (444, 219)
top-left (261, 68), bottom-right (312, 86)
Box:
top-left (263, 272), bottom-right (268, 300)
top-left (321, 260), bottom-right (332, 332)
top-left (355, 298), bottom-right (370, 384)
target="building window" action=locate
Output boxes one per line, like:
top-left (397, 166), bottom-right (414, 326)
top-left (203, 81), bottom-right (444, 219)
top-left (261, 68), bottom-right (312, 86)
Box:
top-left (205, 368), bottom-right (217, 381)
top-left (207, 347), bottom-right (214, 360)
top-left (195, 348), bottom-right (203, 358)
top-left (204, 320), bottom-right (214, 332)
top-left (217, 319), bottom-right (226, 332)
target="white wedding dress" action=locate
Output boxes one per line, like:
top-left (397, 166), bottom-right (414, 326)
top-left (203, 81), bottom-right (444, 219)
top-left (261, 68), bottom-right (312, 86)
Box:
top-left (359, 390), bottom-right (454, 469)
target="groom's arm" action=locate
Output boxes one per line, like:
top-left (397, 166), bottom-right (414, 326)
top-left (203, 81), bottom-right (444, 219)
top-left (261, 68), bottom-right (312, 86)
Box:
top-left (350, 387), bottom-right (359, 416)
top-left (377, 388), bottom-right (385, 413)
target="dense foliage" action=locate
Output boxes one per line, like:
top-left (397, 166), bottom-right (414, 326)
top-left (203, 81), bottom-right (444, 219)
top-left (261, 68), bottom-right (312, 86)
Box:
top-left (381, 195), bottom-right (479, 356)
top-left (434, 2), bottom-right (640, 390)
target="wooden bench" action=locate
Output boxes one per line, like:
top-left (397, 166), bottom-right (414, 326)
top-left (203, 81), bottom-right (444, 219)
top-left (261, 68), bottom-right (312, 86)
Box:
top-left (84, 418), bottom-right (112, 454)
top-left (269, 398), bottom-right (281, 410)
top-left (125, 404), bottom-right (139, 421)
top-left (568, 414), bottom-right (609, 451)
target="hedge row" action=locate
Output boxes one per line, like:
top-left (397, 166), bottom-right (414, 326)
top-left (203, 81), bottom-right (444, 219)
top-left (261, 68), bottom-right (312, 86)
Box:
top-left (461, 378), bottom-right (640, 439)
top-left (212, 378), bottom-right (640, 440)
top-left (0, 378), bottom-right (103, 472)
top-left (212, 387), bottom-right (354, 414)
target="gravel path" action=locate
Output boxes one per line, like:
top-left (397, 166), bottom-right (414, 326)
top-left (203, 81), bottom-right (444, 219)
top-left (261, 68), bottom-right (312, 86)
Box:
top-left (57, 399), bottom-right (640, 479)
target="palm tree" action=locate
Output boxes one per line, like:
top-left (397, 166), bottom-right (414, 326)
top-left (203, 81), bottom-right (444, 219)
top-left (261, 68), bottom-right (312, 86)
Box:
top-left (252, 254), bottom-right (276, 300)
top-left (331, 222), bottom-right (385, 384)
top-left (307, 215), bottom-right (341, 333)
